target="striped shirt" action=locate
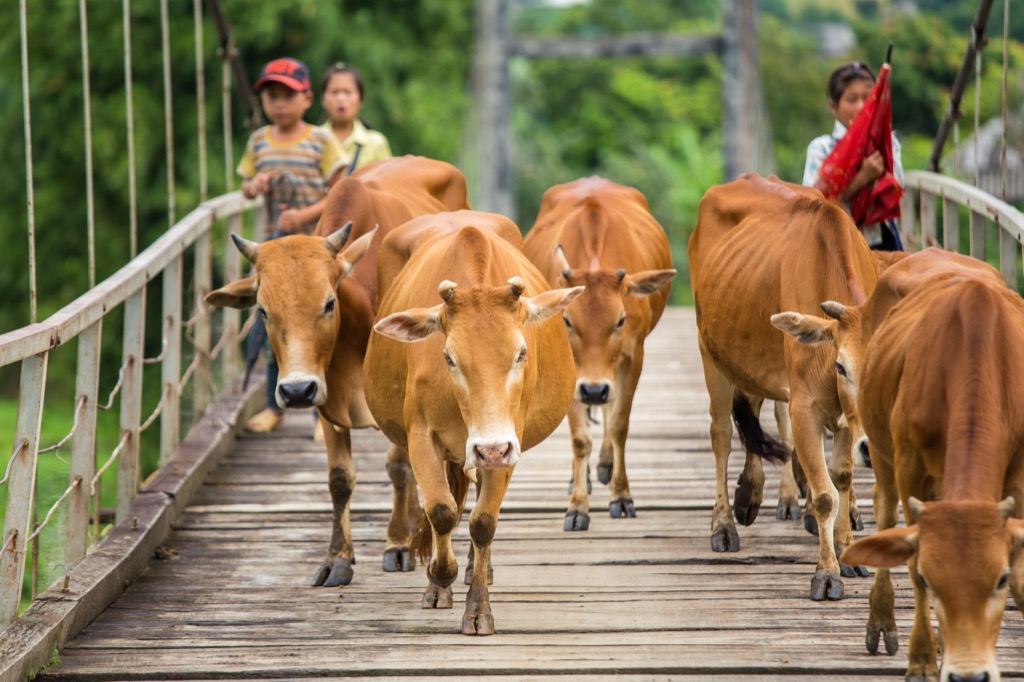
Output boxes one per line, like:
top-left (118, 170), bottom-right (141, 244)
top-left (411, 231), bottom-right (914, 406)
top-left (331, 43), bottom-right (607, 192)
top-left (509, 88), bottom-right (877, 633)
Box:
top-left (237, 124), bottom-right (343, 235)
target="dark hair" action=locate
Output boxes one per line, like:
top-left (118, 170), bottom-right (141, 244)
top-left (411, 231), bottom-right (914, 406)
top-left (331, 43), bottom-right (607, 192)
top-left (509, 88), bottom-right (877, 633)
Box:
top-left (826, 62), bottom-right (875, 103)
top-left (321, 62), bottom-right (364, 100)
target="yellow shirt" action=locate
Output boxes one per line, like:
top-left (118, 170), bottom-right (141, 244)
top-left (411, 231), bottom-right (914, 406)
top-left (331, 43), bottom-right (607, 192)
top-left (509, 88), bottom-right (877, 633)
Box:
top-left (320, 119), bottom-right (392, 177)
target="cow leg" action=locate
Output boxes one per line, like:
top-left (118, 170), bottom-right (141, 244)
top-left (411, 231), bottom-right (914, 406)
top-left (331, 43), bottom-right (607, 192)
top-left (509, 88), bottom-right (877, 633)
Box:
top-left (831, 428), bottom-right (867, 578)
top-left (698, 339), bottom-right (740, 552)
top-left (734, 394), bottom-right (766, 526)
top-left (465, 482), bottom-right (494, 585)
top-left (607, 353), bottom-right (642, 519)
top-left (789, 398), bottom-right (843, 601)
top-left (906, 554), bottom-right (939, 682)
top-left (312, 424), bottom-right (356, 587)
top-left (597, 408), bottom-right (613, 486)
top-left (865, 461), bottom-right (899, 656)
top-left (462, 467), bottom-right (513, 636)
top-left (383, 443), bottom-right (417, 573)
top-left (409, 428), bottom-right (458, 611)
top-left (565, 401), bottom-right (593, 531)
top-left (774, 401), bottom-right (802, 521)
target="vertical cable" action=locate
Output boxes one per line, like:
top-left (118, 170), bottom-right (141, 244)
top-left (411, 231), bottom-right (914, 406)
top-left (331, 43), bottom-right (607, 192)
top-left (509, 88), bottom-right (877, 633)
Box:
top-left (79, 0), bottom-right (96, 288)
top-left (161, 0), bottom-right (176, 227)
top-left (194, 0), bottom-right (208, 202)
top-left (1001, 0), bottom-right (1009, 201)
top-left (123, 0), bottom-right (138, 257)
top-left (19, 0), bottom-right (37, 323)
top-left (222, 45), bottom-right (234, 193)
top-left (974, 48), bottom-right (982, 188)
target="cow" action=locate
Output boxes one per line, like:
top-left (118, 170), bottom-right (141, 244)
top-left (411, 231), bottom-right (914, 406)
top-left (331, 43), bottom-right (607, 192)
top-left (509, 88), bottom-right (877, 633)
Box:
top-left (364, 210), bottom-right (581, 635)
top-left (522, 177), bottom-right (675, 530)
top-left (776, 248), bottom-right (1024, 680)
top-left (689, 173), bottom-right (878, 601)
top-left (205, 155), bottom-right (469, 588)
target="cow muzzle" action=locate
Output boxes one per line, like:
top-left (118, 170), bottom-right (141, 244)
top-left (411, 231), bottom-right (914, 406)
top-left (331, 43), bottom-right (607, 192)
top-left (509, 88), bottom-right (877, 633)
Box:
top-left (945, 664), bottom-right (997, 682)
top-left (577, 380), bottom-right (613, 405)
top-left (854, 436), bottom-right (871, 468)
top-left (276, 372), bottom-right (326, 409)
top-left (466, 431), bottom-right (521, 469)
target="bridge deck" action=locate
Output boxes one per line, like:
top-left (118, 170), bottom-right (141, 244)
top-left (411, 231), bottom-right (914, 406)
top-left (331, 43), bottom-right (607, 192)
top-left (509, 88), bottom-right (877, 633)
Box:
top-left (38, 308), bottom-right (1024, 680)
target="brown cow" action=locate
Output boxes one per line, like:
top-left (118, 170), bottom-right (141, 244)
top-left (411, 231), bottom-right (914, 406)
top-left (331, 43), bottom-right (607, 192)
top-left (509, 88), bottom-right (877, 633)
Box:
top-left (689, 173), bottom-right (877, 601)
top-left (365, 211), bottom-right (581, 635)
top-left (205, 156), bottom-right (469, 587)
top-left (522, 177), bottom-right (675, 530)
top-left (778, 248), bottom-right (1024, 680)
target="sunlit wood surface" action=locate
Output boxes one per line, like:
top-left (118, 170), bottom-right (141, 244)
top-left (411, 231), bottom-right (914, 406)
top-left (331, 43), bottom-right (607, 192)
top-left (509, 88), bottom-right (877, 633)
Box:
top-left (38, 308), bottom-right (1024, 680)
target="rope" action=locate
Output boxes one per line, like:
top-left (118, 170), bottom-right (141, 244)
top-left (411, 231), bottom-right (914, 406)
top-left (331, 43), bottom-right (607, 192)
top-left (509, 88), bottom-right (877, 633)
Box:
top-left (38, 396), bottom-right (87, 454)
top-left (161, 0), bottom-right (175, 227)
top-left (24, 477), bottom-right (82, 547)
top-left (0, 440), bottom-right (29, 487)
top-left (19, 0), bottom-right (37, 323)
top-left (194, 0), bottom-right (208, 202)
top-left (79, 0), bottom-right (96, 288)
top-left (123, 0), bottom-right (138, 258)
top-left (97, 358), bottom-right (130, 411)
top-left (91, 432), bottom-right (130, 496)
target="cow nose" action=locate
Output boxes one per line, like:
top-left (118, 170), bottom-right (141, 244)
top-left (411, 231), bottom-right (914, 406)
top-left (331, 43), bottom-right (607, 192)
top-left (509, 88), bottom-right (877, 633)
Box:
top-left (949, 673), bottom-right (990, 682)
top-left (856, 437), bottom-right (871, 468)
top-left (278, 381), bottom-right (317, 408)
top-left (473, 442), bottom-right (512, 468)
top-left (579, 382), bottom-right (610, 405)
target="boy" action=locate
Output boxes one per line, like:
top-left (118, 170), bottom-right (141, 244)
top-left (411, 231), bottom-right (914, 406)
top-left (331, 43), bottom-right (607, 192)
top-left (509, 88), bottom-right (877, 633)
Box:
top-left (238, 57), bottom-right (344, 432)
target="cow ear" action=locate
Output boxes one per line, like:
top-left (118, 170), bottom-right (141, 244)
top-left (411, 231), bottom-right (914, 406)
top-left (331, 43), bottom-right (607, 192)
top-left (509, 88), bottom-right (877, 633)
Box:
top-left (523, 286), bottom-right (585, 325)
top-left (205, 275), bottom-right (258, 309)
top-left (374, 304), bottom-right (443, 342)
top-left (337, 226), bottom-right (377, 280)
top-left (624, 269), bottom-right (676, 296)
top-left (771, 312), bottom-right (836, 345)
top-left (1007, 518), bottom-right (1024, 552)
top-left (840, 526), bottom-right (918, 568)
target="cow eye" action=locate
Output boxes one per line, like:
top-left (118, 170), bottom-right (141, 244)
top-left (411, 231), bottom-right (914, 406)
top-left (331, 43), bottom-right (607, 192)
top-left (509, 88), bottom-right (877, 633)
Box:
top-left (324, 298), bottom-right (336, 315)
top-left (443, 350), bottom-right (456, 369)
top-left (257, 306), bottom-right (268, 324)
top-left (515, 347), bottom-right (527, 364)
top-left (916, 572), bottom-right (929, 591)
top-left (835, 361), bottom-right (847, 377)
top-left (997, 572), bottom-right (1010, 591)
top-left (562, 315), bottom-right (572, 329)
top-left (616, 314), bottom-right (626, 328)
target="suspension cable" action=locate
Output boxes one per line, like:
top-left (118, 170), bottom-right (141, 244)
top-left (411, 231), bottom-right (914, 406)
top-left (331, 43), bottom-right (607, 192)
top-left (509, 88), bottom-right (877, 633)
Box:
top-left (161, 0), bottom-right (176, 227)
top-left (1001, 0), bottom-right (1009, 201)
top-left (79, 0), bottom-right (97, 287)
top-left (19, 0), bottom-right (37, 323)
top-left (194, 0), bottom-right (208, 202)
top-left (974, 47), bottom-right (982, 187)
top-left (123, 0), bottom-right (138, 258)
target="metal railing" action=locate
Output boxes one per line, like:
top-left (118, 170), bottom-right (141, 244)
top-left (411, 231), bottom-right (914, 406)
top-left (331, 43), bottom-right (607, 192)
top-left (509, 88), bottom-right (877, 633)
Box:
top-left (900, 169), bottom-right (1024, 288)
top-left (0, 191), bottom-right (259, 628)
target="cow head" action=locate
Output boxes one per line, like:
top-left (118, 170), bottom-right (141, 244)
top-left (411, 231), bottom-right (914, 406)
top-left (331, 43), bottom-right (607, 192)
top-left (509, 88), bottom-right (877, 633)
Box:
top-left (205, 223), bottom-right (375, 409)
top-left (770, 301), bottom-right (870, 465)
top-left (554, 245), bottom-right (675, 406)
top-left (842, 497), bottom-right (1024, 681)
top-left (374, 277), bottom-right (583, 476)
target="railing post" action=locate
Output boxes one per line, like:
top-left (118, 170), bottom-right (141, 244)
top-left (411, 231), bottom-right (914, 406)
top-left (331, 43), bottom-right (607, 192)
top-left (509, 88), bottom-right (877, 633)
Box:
top-left (900, 188), bottom-right (917, 249)
top-left (970, 209), bottom-right (987, 260)
top-left (193, 231), bottom-right (212, 420)
top-left (942, 196), bottom-right (959, 252)
top-left (65, 321), bottom-right (101, 567)
top-left (221, 213), bottom-right (242, 378)
top-left (118, 289), bottom-right (145, 522)
top-left (999, 224), bottom-right (1018, 289)
top-left (160, 256), bottom-right (182, 464)
top-left (0, 353), bottom-right (48, 627)
top-left (919, 191), bottom-right (937, 250)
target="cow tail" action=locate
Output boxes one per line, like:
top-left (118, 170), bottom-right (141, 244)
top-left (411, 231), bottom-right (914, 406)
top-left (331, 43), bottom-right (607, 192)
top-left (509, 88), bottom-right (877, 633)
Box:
top-left (731, 389), bottom-right (790, 464)
top-left (409, 460), bottom-right (472, 564)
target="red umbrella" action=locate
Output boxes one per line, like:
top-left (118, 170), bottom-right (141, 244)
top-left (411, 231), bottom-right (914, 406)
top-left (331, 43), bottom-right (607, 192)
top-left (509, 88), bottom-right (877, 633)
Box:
top-left (815, 55), bottom-right (902, 226)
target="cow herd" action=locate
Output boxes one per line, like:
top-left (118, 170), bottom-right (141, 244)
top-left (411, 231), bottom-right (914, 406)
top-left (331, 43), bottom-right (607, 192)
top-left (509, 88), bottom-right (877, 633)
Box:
top-left (208, 157), bottom-right (1024, 680)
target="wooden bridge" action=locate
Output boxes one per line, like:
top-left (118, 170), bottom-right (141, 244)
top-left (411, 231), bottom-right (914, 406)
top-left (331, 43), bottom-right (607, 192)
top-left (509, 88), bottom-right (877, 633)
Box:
top-left (11, 307), bottom-right (1021, 680)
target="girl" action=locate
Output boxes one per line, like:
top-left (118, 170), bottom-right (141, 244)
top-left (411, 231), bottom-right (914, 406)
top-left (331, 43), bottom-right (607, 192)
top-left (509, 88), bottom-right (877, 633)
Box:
top-left (803, 61), bottom-right (904, 251)
top-left (319, 63), bottom-right (392, 176)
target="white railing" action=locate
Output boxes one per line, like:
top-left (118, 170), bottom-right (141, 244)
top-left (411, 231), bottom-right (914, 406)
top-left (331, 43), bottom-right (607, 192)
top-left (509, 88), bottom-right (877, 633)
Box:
top-left (901, 170), bottom-right (1024, 288)
top-left (0, 191), bottom-right (259, 628)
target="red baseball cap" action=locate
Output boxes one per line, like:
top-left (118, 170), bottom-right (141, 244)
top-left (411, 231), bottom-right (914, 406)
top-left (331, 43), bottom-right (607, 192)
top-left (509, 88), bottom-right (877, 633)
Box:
top-left (254, 57), bottom-right (311, 92)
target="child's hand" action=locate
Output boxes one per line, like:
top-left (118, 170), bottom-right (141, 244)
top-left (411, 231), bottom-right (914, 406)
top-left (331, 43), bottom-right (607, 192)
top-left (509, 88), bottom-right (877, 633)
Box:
top-left (859, 151), bottom-right (884, 182)
top-left (245, 171), bottom-right (276, 198)
top-left (276, 206), bottom-right (304, 233)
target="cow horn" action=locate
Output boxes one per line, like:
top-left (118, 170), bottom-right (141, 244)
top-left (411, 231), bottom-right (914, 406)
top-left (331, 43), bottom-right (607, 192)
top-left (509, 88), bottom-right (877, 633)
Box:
top-left (999, 496), bottom-right (1017, 519)
top-left (820, 301), bottom-right (846, 320)
top-left (438, 280), bottom-right (457, 302)
top-left (906, 496), bottom-right (925, 522)
top-left (230, 233), bottom-right (260, 264)
top-left (554, 245), bottom-right (572, 279)
top-left (508, 276), bottom-right (526, 298)
top-left (323, 221), bottom-right (353, 257)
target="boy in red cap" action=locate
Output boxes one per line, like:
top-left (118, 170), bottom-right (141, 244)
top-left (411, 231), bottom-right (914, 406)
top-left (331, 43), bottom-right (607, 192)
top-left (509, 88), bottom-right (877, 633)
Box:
top-left (238, 57), bottom-right (344, 433)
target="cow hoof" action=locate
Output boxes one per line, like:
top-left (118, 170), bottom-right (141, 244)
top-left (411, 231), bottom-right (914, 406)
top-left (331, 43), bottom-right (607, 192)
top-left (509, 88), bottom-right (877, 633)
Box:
top-left (464, 564), bottom-right (494, 585)
top-left (597, 462), bottom-right (612, 485)
top-left (866, 626), bottom-right (899, 656)
top-left (609, 498), bottom-right (636, 519)
top-left (733, 481), bottom-right (761, 526)
top-left (711, 523), bottom-right (740, 552)
top-left (462, 611), bottom-right (495, 636)
top-left (804, 514), bottom-right (819, 536)
top-left (383, 547), bottom-right (415, 573)
top-left (850, 507), bottom-right (865, 531)
top-left (810, 568), bottom-right (844, 601)
top-left (311, 558), bottom-right (354, 587)
top-left (905, 663), bottom-right (939, 682)
top-left (564, 510), bottom-right (590, 531)
top-left (421, 584), bottom-right (454, 609)
top-left (776, 496), bottom-right (801, 520)
top-left (840, 561), bottom-right (871, 578)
